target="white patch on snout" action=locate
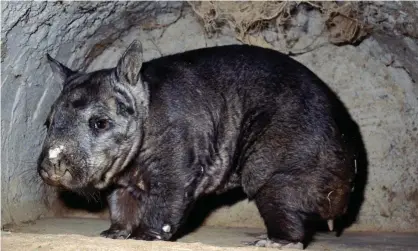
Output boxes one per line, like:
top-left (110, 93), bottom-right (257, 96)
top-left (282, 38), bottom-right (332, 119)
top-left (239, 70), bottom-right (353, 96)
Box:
top-left (49, 145), bottom-right (65, 159)
top-left (162, 224), bottom-right (171, 233)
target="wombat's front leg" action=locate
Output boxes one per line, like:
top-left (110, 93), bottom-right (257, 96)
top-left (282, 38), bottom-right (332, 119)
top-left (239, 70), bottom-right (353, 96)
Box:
top-left (131, 181), bottom-right (193, 241)
top-left (100, 188), bottom-right (141, 239)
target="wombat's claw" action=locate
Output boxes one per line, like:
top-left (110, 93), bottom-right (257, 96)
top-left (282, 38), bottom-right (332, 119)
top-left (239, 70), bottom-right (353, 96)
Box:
top-left (244, 239), bottom-right (303, 250)
top-left (100, 229), bottom-right (131, 239)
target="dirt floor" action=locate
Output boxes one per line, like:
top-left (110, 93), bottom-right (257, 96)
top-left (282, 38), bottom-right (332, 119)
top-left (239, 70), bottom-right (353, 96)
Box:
top-left (2, 218), bottom-right (418, 251)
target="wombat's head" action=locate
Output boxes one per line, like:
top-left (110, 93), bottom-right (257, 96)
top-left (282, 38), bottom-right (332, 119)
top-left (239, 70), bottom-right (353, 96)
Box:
top-left (38, 40), bottom-right (148, 191)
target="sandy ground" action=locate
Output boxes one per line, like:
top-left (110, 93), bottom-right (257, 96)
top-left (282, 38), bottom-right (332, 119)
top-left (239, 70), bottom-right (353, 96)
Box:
top-left (2, 218), bottom-right (418, 251)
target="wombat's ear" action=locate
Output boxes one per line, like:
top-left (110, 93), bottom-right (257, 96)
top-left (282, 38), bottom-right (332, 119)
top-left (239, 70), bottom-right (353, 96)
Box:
top-left (116, 40), bottom-right (143, 86)
top-left (46, 54), bottom-right (76, 81)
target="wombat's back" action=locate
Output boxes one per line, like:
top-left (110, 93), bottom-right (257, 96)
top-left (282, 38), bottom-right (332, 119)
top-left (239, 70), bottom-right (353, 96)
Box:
top-left (141, 44), bottom-right (323, 97)
top-left (140, 44), bottom-right (359, 181)
top-left (140, 44), bottom-right (347, 134)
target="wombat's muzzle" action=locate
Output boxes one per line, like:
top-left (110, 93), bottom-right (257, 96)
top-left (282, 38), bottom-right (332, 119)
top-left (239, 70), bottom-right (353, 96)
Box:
top-left (38, 144), bottom-right (84, 188)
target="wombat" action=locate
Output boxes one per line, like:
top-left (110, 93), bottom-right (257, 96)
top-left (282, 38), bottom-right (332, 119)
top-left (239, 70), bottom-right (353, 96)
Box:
top-left (38, 40), bottom-right (361, 249)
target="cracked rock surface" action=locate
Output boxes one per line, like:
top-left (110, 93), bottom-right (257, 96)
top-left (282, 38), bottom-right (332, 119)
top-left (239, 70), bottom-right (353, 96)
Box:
top-left (1, 1), bottom-right (417, 232)
top-left (1, 1), bottom-right (183, 225)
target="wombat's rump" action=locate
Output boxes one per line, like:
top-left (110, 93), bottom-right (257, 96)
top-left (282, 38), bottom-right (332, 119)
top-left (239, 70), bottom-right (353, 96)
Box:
top-left (39, 41), bottom-right (361, 249)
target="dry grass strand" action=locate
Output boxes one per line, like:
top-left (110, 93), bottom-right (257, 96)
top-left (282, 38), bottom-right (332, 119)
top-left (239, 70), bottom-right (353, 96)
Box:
top-left (188, 1), bottom-right (371, 48)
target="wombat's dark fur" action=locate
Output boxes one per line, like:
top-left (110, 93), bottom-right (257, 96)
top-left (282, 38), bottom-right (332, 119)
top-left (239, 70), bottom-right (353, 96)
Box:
top-left (38, 40), bottom-right (362, 249)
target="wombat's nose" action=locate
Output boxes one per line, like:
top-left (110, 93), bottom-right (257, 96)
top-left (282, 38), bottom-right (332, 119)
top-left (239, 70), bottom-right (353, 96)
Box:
top-left (38, 145), bottom-right (72, 186)
top-left (39, 163), bottom-right (72, 186)
top-left (39, 167), bottom-right (64, 186)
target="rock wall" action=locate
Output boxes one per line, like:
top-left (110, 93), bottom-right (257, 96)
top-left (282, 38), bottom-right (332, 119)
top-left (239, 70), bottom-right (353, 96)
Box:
top-left (1, 1), bottom-right (417, 231)
top-left (1, 1), bottom-right (183, 225)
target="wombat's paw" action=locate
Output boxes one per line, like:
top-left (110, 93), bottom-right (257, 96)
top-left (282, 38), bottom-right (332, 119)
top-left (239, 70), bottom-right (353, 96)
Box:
top-left (131, 232), bottom-right (159, 241)
top-left (131, 228), bottom-right (171, 241)
top-left (100, 228), bottom-right (131, 239)
top-left (244, 239), bottom-right (303, 250)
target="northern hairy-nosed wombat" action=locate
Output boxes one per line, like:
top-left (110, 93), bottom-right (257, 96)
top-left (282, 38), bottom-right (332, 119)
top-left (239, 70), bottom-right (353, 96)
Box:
top-left (38, 40), bottom-right (361, 249)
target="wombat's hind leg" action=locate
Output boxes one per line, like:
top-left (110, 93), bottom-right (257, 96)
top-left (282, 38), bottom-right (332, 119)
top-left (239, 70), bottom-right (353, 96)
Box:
top-left (246, 175), bottom-right (307, 250)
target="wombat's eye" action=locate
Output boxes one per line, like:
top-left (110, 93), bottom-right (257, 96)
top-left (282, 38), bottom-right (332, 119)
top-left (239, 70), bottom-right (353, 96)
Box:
top-left (90, 118), bottom-right (111, 131)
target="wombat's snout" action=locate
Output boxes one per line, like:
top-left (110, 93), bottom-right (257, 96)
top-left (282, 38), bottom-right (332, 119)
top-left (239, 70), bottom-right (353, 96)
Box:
top-left (38, 145), bottom-right (74, 187)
